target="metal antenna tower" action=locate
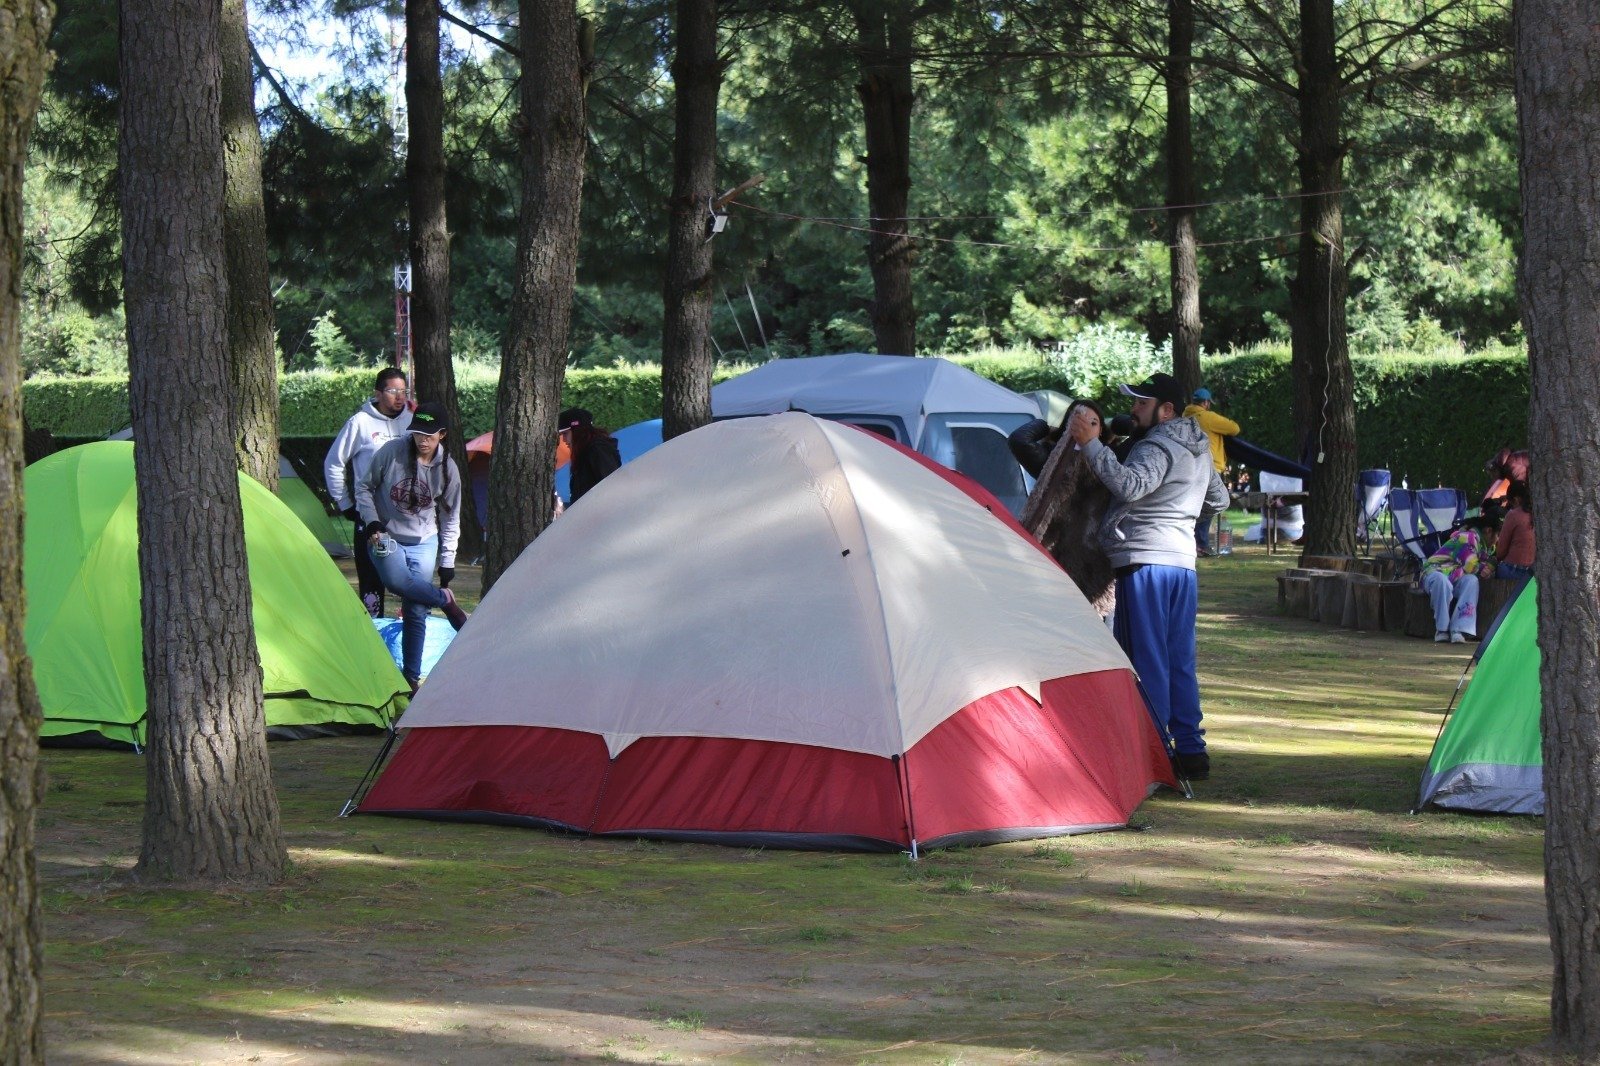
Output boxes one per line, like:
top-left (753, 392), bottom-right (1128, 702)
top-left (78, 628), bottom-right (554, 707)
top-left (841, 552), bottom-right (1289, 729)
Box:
top-left (388, 11), bottom-right (413, 385)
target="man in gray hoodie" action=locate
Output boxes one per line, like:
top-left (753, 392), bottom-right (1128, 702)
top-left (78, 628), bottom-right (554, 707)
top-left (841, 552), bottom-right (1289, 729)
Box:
top-left (324, 367), bottom-right (413, 616)
top-left (1067, 373), bottom-right (1229, 781)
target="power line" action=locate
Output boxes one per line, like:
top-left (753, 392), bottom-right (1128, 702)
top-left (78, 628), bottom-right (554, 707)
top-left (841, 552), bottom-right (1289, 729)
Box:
top-left (728, 199), bottom-right (1305, 257)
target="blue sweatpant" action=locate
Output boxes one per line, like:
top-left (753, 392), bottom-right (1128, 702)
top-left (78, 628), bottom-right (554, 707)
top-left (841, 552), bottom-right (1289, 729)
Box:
top-left (1113, 564), bottom-right (1205, 755)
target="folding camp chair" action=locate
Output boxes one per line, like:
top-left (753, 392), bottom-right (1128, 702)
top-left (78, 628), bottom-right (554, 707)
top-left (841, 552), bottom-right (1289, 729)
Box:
top-left (1387, 487), bottom-right (1468, 581)
top-left (1356, 469), bottom-right (1392, 554)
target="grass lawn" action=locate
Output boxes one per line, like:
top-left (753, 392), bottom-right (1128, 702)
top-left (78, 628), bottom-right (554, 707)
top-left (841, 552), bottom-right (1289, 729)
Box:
top-left (36, 545), bottom-right (1550, 1064)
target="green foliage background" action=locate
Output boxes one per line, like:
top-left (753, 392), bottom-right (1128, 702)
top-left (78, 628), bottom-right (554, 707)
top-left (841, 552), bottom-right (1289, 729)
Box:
top-left (25, 347), bottom-right (1526, 492)
top-left (24, 0), bottom-right (1521, 376)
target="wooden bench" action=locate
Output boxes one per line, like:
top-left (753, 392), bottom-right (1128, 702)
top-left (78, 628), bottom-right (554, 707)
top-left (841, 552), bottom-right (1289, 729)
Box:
top-left (1404, 576), bottom-right (1526, 639)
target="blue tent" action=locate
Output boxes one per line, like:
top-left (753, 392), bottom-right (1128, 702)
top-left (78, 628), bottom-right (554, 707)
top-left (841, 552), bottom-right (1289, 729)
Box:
top-left (556, 419), bottom-right (664, 503)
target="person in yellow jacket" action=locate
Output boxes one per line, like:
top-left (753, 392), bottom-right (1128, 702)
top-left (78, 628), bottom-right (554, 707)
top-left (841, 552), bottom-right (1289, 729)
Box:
top-left (1184, 388), bottom-right (1239, 554)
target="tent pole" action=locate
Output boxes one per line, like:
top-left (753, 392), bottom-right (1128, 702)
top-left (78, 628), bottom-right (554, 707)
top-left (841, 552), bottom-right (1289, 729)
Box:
top-left (340, 729), bottom-right (401, 817)
top-left (892, 753), bottom-right (920, 860)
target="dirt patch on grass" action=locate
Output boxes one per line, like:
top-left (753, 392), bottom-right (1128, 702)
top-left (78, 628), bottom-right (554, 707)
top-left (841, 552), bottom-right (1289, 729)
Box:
top-left (38, 549), bottom-right (1551, 1063)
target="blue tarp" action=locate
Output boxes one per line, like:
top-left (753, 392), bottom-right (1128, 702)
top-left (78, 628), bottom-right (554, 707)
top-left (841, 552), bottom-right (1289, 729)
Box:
top-left (372, 615), bottom-right (457, 679)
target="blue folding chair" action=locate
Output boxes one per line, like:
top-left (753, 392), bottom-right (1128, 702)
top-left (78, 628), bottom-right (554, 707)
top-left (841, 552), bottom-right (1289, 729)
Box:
top-left (1388, 487), bottom-right (1467, 580)
top-left (1356, 469), bottom-right (1392, 554)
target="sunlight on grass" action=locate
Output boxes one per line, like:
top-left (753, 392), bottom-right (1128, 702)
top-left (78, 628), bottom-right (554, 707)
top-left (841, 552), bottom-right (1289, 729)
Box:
top-left (285, 846), bottom-right (430, 870)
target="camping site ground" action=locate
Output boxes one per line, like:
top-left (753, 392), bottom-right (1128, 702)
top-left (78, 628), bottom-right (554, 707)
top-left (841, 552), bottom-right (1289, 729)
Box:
top-left (36, 546), bottom-right (1548, 1064)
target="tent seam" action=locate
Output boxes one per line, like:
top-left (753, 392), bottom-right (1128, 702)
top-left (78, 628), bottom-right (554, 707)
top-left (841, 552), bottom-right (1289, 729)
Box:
top-left (817, 421), bottom-right (909, 762)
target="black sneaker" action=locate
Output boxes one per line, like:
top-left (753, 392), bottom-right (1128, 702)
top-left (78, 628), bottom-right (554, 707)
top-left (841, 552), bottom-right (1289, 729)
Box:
top-left (1173, 751), bottom-right (1210, 781)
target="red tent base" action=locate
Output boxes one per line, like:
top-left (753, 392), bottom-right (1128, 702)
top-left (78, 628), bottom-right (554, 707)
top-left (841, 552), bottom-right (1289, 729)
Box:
top-left (359, 669), bottom-right (1177, 852)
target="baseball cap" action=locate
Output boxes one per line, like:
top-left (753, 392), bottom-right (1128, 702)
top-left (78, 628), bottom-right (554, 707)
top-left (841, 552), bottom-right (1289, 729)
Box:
top-left (1119, 373), bottom-right (1186, 412)
top-left (557, 407), bottom-right (593, 432)
top-left (1192, 387), bottom-right (1212, 402)
top-left (408, 402), bottom-right (451, 436)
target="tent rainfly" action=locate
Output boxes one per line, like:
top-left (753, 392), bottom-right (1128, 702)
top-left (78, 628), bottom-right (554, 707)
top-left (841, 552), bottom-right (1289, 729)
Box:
top-left (26, 442), bottom-right (410, 747)
top-left (358, 413), bottom-right (1176, 851)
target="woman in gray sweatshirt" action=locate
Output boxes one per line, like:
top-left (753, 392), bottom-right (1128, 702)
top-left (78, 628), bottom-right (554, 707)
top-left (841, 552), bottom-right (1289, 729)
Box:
top-left (355, 402), bottom-right (468, 689)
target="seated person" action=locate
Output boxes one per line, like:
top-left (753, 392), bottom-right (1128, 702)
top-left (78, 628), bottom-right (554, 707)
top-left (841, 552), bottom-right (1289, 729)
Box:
top-left (1495, 481), bottom-right (1534, 581)
top-left (1421, 512), bottom-right (1501, 643)
top-left (1242, 498), bottom-right (1304, 544)
top-left (1241, 473), bottom-right (1304, 543)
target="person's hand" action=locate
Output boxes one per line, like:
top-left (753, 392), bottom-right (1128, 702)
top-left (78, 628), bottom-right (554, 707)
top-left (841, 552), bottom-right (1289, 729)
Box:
top-left (1066, 407), bottom-right (1101, 446)
top-left (438, 566), bottom-right (455, 588)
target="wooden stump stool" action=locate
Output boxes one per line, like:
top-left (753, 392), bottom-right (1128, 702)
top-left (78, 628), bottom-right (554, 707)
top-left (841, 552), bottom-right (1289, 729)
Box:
top-left (1300, 553), bottom-right (1354, 572)
top-left (1345, 575), bottom-right (1385, 630)
top-left (1380, 581), bottom-right (1412, 633)
top-left (1312, 573), bottom-right (1347, 623)
top-left (1405, 587), bottom-right (1436, 638)
top-left (1476, 577), bottom-right (1524, 636)
top-left (1370, 553), bottom-right (1405, 582)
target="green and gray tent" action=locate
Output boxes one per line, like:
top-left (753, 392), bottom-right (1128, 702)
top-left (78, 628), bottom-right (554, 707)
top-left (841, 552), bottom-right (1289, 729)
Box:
top-left (1417, 579), bottom-right (1542, 815)
top-left (26, 442), bottom-right (408, 747)
top-left (276, 454), bottom-right (352, 557)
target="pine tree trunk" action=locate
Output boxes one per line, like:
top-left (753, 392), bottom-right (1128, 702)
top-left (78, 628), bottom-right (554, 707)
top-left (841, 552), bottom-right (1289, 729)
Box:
top-left (1516, 2), bottom-right (1600, 1052)
top-left (120, 0), bottom-right (287, 885)
top-left (660, 0), bottom-right (719, 442)
top-left (853, 0), bottom-right (915, 356)
top-left (1166, 0), bottom-right (1201, 397)
top-left (1287, 0), bottom-right (1357, 557)
top-left (0, 0), bottom-right (54, 1055)
top-left (407, 0), bottom-right (480, 554)
top-left (482, 1), bottom-right (588, 593)
top-left (221, 0), bottom-right (279, 491)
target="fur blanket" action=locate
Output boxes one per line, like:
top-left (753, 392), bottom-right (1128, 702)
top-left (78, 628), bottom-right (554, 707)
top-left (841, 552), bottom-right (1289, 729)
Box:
top-left (1020, 435), bottom-right (1117, 617)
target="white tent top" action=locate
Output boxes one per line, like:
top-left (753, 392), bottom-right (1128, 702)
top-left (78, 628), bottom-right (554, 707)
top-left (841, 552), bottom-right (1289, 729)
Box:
top-left (710, 354), bottom-right (1040, 448)
top-left (400, 413), bottom-right (1130, 759)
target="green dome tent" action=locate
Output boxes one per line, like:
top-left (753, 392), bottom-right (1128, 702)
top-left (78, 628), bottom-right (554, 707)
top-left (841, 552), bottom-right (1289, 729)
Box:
top-left (275, 454), bottom-right (352, 557)
top-left (25, 442), bottom-right (408, 747)
top-left (1417, 579), bottom-right (1543, 814)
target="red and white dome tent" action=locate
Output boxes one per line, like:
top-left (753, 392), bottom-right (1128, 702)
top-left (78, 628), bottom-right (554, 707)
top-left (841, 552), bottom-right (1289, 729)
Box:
top-left (352, 413), bottom-right (1177, 853)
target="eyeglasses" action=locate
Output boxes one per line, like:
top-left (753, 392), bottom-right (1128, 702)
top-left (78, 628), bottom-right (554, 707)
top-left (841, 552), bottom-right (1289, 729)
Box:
top-left (380, 387), bottom-right (411, 397)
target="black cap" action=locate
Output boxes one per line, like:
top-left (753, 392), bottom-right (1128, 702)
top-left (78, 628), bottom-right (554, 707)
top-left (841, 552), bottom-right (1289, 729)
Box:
top-left (408, 402), bottom-right (451, 435)
top-left (1119, 373), bottom-right (1186, 412)
top-left (557, 407), bottom-right (593, 432)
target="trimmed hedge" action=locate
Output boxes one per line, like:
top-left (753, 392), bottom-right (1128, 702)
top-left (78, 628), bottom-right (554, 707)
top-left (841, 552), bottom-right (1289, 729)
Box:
top-left (25, 349), bottom-right (1527, 494)
top-left (944, 349), bottom-right (1528, 492)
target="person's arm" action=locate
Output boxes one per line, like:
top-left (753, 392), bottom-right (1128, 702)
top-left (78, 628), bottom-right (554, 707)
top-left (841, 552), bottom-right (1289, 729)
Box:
top-left (1197, 409), bottom-right (1241, 437)
top-left (1007, 418), bottom-right (1055, 478)
top-left (436, 459), bottom-right (463, 569)
top-left (1081, 436), bottom-right (1174, 504)
top-left (1201, 468), bottom-right (1230, 519)
top-left (354, 446), bottom-right (384, 531)
top-left (323, 417), bottom-right (361, 514)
